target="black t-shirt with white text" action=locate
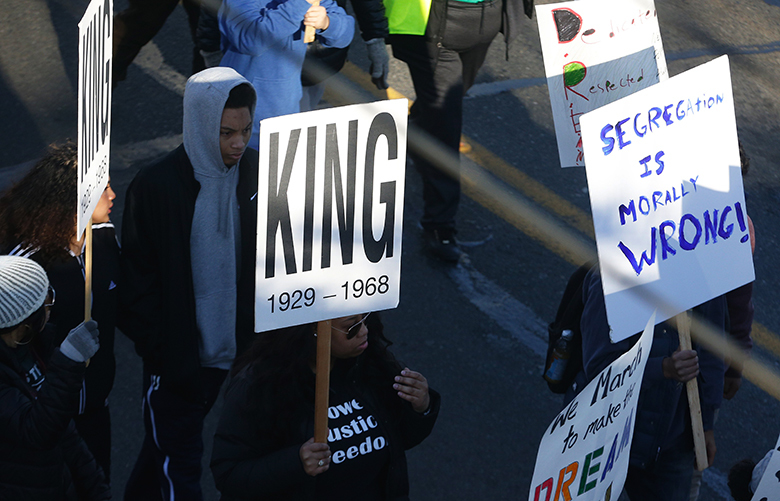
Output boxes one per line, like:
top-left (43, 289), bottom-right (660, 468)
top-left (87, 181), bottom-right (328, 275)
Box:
top-left (316, 366), bottom-right (391, 500)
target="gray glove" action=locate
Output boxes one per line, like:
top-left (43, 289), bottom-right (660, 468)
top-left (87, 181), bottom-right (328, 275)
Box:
top-left (60, 320), bottom-right (99, 363)
top-left (365, 38), bottom-right (389, 90)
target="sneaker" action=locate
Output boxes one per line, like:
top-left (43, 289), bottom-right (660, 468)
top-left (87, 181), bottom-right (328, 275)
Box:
top-left (424, 228), bottom-right (462, 263)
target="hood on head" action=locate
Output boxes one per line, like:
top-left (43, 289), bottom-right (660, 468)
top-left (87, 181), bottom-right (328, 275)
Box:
top-left (183, 67), bottom-right (256, 176)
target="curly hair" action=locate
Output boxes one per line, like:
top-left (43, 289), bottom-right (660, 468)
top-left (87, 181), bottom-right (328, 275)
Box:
top-left (0, 143), bottom-right (78, 267)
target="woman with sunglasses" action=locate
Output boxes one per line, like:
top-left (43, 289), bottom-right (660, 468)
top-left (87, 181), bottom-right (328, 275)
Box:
top-left (0, 255), bottom-right (109, 500)
top-left (211, 311), bottom-right (440, 500)
top-left (0, 143), bottom-right (120, 482)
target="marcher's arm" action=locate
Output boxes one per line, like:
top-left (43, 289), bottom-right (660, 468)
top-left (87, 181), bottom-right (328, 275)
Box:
top-left (724, 282), bottom-right (754, 398)
top-left (118, 176), bottom-right (164, 362)
top-left (0, 350), bottom-right (85, 449)
top-left (395, 387), bottom-right (441, 450)
top-left (580, 269), bottom-right (636, 382)
top-left (219, 0), bottom-right (312, 56)
top-left (350, 0), bottom-right (388, 40)
top-left (210, 379), bottom-right (314, 497)
top-left (311, 0), bottom-right (354, 48)
top-left (59, 423), bottom-right (111, 500)
top-left (695, 296), bottom-right (727, 431)
top-left (212, 437), bottom-right (312, 497)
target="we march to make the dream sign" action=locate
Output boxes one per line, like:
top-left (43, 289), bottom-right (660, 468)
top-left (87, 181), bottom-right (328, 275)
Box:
top-left (579, 55), bottom-right (754, 341)
top-left (751, 431), bottom-right (780, 501)
top-left (254, 99), bottom-right (408, 333)
top-left (537, 0), bottom-right (667, 168)
top-left (529, 314), bottom-right (654, 501)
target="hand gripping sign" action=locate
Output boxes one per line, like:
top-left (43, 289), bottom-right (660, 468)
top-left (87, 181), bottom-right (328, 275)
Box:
top-left (537, 0), bottom-right (668, 168)
top-left (529, 313), bottom-right (654, 501)
top-left (580, 55), bottom-right (754, 342)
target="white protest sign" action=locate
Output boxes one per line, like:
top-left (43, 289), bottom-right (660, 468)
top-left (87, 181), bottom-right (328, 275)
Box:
top-left (77, 0), bottom-right (113, 237)
top-left (529, 313), bottom-right (654, 501)
top-left (537, 0), bottom-right (667, 168)
top-left (255, 100), bottom-right (408, 332)
top-left (580, 55), bottom-right (754, 341)
top-left (751, 432), bottom-right (780, 501)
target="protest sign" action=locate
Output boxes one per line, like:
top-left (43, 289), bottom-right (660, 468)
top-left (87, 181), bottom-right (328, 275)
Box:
top-left (537, 0), bottom-right (667, 168)
top-left (255, 99), bottom-right (408, 333)
top-left (77, 0), bottom-right (112, 238)
top-left (751, 432), bottom-right (780, 501)
top-left (580, 55), bottom-right (754, 341)
top-left (529, 313), bottom-right (654, 501)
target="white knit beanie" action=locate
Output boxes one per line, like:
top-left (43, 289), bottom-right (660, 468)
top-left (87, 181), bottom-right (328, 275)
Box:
top-left (0, 255), bottom-right (49, 329)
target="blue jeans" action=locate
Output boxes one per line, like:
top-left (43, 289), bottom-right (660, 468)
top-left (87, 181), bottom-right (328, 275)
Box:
top-left (625, 441), bottom-right (695, 501)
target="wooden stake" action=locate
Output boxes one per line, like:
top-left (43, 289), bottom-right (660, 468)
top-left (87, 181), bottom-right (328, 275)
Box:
top-left (676, 311), bottom-right (708, 471)
top-left (84, 218), bottom-right (93, 322)
top-left (304, 1), bottom-right (319, 43)
top-left (314, 319), bottom-right (331, 443)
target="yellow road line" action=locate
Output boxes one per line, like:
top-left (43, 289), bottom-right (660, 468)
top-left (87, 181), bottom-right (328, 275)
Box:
top-left (461, 139), bottom-right (596, 240)
top-left (332, 61), bottom-right (780, 360)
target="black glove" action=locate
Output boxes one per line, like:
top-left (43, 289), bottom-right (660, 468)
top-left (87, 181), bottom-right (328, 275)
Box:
top-left (60, 320), bottom-right (99, 363)
top-left (365, 38), bottom-right (389, 90)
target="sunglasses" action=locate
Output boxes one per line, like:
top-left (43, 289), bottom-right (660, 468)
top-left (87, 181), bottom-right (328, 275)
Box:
top-left (332, 312), bottom-right (371, 339)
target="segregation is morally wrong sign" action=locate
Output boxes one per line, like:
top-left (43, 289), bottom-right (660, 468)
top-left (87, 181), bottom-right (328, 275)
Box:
top-left (580, 55), bottom-right (754, 341)
top-left (255, 99), bottom-right (408, 332)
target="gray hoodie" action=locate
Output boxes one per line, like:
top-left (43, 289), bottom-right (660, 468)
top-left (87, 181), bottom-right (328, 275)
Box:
top-left (183, 67), bottom-right (256, 370)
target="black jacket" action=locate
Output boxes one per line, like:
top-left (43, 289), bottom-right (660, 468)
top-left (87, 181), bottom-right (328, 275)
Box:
top-left (575, 268), bottom-right (726, 470)
top-left (119, 145), bottom-right (259, 402)
top-left (7, 223), bottom-right (120, 411)
top-left (0, 338), bottom-right (110, 500)
top-left (211, 358), bottom-right (441, 500)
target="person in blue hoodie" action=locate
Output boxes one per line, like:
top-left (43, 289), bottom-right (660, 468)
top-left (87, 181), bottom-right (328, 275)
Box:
top-left (218, 0), bottom-right (355, 149)
top-left (121, 67), bottom-right (260, 500)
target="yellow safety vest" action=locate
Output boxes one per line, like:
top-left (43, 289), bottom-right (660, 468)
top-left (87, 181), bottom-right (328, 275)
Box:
top-left (384, 0), bottom-right (432, 35)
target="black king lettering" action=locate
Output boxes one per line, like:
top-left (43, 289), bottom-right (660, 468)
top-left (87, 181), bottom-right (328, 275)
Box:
top-left (265, 112), bottom-right (399, 278)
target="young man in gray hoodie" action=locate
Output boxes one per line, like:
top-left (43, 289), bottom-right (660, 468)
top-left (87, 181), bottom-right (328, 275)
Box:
top-left (120, 67), bottom-right (259, 500)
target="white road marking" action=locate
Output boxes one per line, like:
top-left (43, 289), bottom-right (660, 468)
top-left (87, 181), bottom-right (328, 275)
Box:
top-left (134, 42), bottom-right (187, 96)
top-left (448, 258), bottom-right (549, 359)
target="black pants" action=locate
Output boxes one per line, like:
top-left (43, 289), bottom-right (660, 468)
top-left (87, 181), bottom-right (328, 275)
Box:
top-left (390, 0), bottom-right (501, 231)
top-left (113, 0), bottom-right (204, 84)
top-left (124, 367), bottom-right (227, 501)
top-left (74, 404), bottom-right (112, 484)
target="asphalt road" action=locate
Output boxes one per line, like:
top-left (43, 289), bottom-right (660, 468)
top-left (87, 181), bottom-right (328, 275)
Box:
top-left (2, 0), bottom-right (780, 499)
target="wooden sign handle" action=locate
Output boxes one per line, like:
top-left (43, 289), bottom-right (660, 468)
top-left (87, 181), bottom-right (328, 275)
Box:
top-left (314, 320), bottom-right (331, 443)
top-left (304, 0), bottom-right (319, 43)
top-left (676, 311), bottom-right (708, 471)
top-left (84, 218), bottom-right (93, 322)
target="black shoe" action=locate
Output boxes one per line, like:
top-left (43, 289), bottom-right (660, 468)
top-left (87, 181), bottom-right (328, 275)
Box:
top-left (424, 228), bottom-right (462, 263)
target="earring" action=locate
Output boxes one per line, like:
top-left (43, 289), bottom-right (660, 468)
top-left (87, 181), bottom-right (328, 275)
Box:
top-left (14, 325), bottom-right (34, 346)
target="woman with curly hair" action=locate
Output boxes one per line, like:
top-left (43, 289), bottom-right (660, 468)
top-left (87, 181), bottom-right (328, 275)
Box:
top-left (0, 143), bottom-right (119, 483)
top-left (210, 312), bottom-right (440, 500)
